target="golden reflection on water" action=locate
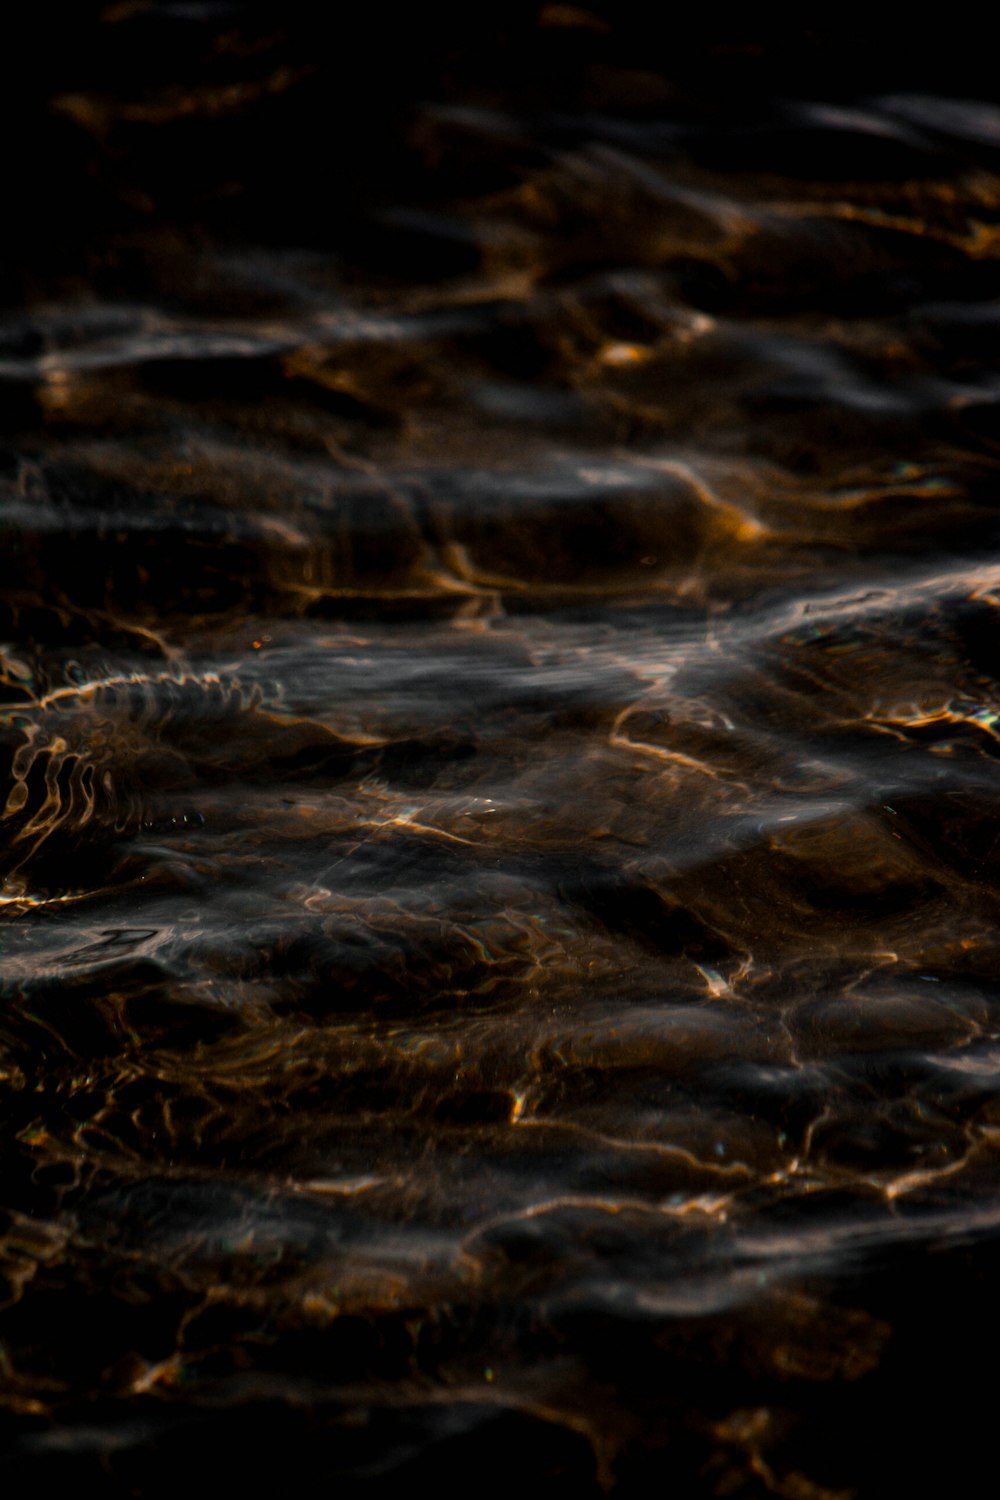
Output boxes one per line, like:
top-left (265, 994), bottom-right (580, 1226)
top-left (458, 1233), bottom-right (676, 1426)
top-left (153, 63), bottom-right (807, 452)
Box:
top-left (6, 11), bottom-right (1000, 1495)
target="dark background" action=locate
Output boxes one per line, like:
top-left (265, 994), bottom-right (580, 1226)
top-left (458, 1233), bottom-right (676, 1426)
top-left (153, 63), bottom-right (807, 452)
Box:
top-left (5, 7), bottom-right (997, 302)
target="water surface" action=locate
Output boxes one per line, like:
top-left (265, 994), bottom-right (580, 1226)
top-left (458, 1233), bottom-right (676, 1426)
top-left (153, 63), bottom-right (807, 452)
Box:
top-left (3, 13), bottom-right (1000, 1494)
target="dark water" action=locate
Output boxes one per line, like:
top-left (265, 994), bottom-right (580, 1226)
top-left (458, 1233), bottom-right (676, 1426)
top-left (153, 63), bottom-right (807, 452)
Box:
top-left (5, 11), bottom-right (1000, 1494)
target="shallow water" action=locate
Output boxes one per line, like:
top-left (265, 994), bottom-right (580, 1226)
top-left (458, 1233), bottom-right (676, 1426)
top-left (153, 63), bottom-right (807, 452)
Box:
top-left (4, 13), bottom-right (1000, 1495)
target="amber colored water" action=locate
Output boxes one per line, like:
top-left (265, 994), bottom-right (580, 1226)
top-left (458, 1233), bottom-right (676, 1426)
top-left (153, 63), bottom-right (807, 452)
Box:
top-left (4, 12), bottom-right (1000, 1495)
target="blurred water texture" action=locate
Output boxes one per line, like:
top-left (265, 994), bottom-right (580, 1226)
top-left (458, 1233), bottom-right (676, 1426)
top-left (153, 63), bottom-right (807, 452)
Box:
top-left (4, 9), bottom-right (1000, 1494)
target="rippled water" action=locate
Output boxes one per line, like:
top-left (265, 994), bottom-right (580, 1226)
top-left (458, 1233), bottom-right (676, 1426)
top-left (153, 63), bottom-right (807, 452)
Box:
top-left (4, 13), bottom-right (1000, 1495)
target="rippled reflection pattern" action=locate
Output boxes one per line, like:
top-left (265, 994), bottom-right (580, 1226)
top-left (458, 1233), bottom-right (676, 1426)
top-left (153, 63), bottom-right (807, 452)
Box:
top-left (4, 13), bottom-right (1000, 1496)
